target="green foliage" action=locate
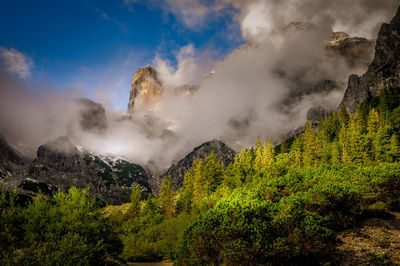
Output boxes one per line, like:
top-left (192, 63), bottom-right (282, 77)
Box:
top-left (0, 187), bottom-right (122, 265)
top-left (158, 177), bottom-right (175, 219)
top-left (126, 185), bottom-right (141, 219)
top-left (176, 191), bottom-right (336, 265)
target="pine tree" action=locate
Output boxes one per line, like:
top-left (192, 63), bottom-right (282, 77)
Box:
top-left (347, 112), bottom-right (366, 164)
top-left (289, 137), bottom-right (302, 170)
top-left (374, 125), bottom-right (392, 163)
top-left (338, 106), bottom-right (350, 126)
top-left (202, 152), bottom-right (224, 193)
top-left (302, 121), bottom-right (316, 167)
top-left (158, 177), bottom-right (175, 219)
top-left (331, 142), bottom-right (341, 164)
top-left (126, 185), bottom-right (141, 218)
top-left (177, 161), bottom-right (198, 213)
top-left (365, 109), bottom-right (381, 161)
top-left (192, 161), bottom-right (204, 206)
top-left (280, 137), bottom-right (287, 154)
top-left (389, 134), bottom-right (400, 162)
top-left (254, 138), bottom-right (263, 172)
top-left (261, 140), bottom-right (274, 170)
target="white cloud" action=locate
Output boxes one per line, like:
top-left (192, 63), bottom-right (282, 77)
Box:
top-left (0, 47), bottom-right (32, 79)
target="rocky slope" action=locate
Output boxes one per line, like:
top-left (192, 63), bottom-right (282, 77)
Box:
top-left (340, 6), bottom-right (400, 113)
top-left (77, 98), bottom-right (107, 132)
top-left (162, 140), bottom-right (236, 190)
top-left (0, 134), bottom-right (28, 188)
top-left (0, 135), bottom-right (151, 204)
top-left (327, 32), bottom-right (375, 68)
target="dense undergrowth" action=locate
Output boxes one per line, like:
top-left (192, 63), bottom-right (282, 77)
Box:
top-left (1, 87), bottom-right (400, 265)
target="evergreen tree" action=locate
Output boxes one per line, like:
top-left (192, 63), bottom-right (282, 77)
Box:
top-left (202, 152), bottom-right (224, 193)
top-left (302, 121), bottom-right (317, 167)
top-left (389, 134), bottom-right (400, 162)
top-left (289, 137), bottom-right (302, 170)
top-left (192, 161), bottom-right (204, 207)
top-left (347, 112), bottom-right (367, 164)
top-left (365, 109), bottom-right (381, 162)
top-left (374, 125), bottom-right (392, 162)
top-left (158, 177), bottom-right (175, 219)
top-left (261, 140), bottom-right (275, 171)
top-left (126, 185), bottom-right (141, 218)
top-left (280, 137), bottom-right (287, 154)
top-left (338, 106), bottom-right (350, 126)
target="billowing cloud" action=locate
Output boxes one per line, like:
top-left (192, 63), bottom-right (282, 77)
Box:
top-left (132, 0), bottom-right (397, 39)
top-left (0, 47), bottom-right (32, 79)
top-left (1, 1), bottom-right (398, 176)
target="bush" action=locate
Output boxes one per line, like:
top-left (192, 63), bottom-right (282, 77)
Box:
top-left (175, 191), bottom-right (336, 265)
top-left (0, 187), bottom-right (122, 266)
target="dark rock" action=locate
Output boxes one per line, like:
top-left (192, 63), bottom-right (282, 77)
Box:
top-left (306, 106), bottom-right (332, 122)
top-left (0, 133), bottom-right (25, 166)
top-left (340, 6), bottom-right (400, 113)
top-left (327, 35), bottom-right (375, 67)
top-left (77, 98), bottom-right (107, 132)
top-left (162, 140), bottom-right (236, 190)
top-left (29, 137), bottom-right (151, 204)
top-left (0, 133), bottom-right (27, 184)
top-left (128, 66), bottom-right (163, 112)
top-left (19, 178), bottom-right (58, 196)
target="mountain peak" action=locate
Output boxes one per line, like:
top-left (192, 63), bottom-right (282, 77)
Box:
top-left (128, 65), bottom-right (163, 112)
top-left (340, 6), bottom-right (400, 113)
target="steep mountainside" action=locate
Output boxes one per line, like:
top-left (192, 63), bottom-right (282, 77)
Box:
top-left (163, 140), bottom-right (236, 190)
top-left (0, 135), bottom-right (151, 204)
top-left (29, 137), bottom-right (151, 204)
top-left (341, 6), bottom-right (400, 113)
top-left (77, 98), bottom-right (107, 132)
top-left (0, 133), bottom-right (27, 184)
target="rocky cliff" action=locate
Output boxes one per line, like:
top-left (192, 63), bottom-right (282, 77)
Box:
top-left (162, 140), bottom-right (236, 190)
top-left (77, 98), bottom-right (107, 132)
top-left (0, 133), bottom-right (27, 183)
top-left (29, 137), bottom-right (151, 204)
top-left (0, 135), bottom-right (151, 204)
top-left (128, 66), bottom-right (163, 112)
top-left (327, 32), bottom-right (375, 68)
top-left (340, 7), bottom-right (400, 113)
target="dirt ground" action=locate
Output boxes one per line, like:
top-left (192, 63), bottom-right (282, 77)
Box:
top-left (327, 212), bottom-right (400, 265)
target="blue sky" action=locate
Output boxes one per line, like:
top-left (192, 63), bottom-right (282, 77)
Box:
top-left (0, 0), bottom-right (242, 109)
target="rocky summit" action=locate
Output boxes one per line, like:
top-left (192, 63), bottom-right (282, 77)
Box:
top-left (327, 32), bottom-right (375, 68)
top-left (128, 66), bottom-right (163, 112)
top-left (77, 98), bottom-right (107, 132)
top-left (340, 6), bottom-right (400, 113)
top-left (162, 140), bottom-right (236, 190)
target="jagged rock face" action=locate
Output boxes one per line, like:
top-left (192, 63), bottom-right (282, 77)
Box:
top-left (0, 133), bottom-right (27, 182)
top-left (306, 106), bottom-right (332, 122)
top-left (163, 140), bottom-right (236, 190)
top-left (128, 66), bottom-right (163, 112)
top-left (77, 98), bottom-right (107, 132)
top-left (341, 7), bottom-right (400, 113)
top-left (327, 33), bottom-right (375, 68)
top-left (280, 77), bottom-right (340, 108)
top-left (0, 133), bottom-right (25, 167)
top-left (28, 137), bottom-right (151, 204)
